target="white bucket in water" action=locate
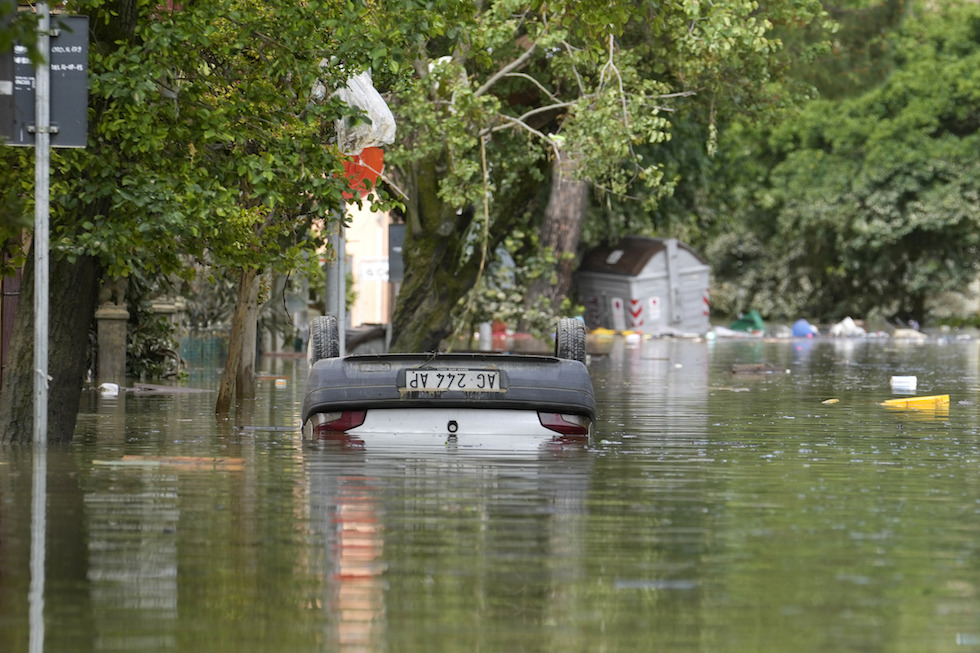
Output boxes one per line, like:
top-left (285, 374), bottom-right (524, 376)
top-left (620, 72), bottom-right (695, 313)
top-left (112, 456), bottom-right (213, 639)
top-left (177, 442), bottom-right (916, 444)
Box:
top-left (890, 375), bottom-right (917, 393)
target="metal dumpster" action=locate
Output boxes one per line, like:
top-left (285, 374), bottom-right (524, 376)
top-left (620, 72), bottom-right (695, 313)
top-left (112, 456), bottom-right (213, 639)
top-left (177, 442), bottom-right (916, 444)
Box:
top-left (576, 236), bottom-right (710, 335)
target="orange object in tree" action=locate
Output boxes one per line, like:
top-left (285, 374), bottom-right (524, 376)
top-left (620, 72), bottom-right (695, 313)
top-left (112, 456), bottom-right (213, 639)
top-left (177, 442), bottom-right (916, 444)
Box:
top-left (342, 147), bottom-right (384, 200)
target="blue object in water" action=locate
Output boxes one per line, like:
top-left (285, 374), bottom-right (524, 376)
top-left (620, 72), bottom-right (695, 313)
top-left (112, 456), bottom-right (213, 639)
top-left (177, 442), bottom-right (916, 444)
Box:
top-left (792, 319), bottom-right (817, 338)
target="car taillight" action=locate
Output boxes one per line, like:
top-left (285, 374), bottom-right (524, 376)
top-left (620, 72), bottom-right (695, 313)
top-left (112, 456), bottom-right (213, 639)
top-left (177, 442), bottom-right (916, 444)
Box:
top-left (312, 410), bottom-right (367, 434)
top-left (538, 412), bottom-right (591, 436)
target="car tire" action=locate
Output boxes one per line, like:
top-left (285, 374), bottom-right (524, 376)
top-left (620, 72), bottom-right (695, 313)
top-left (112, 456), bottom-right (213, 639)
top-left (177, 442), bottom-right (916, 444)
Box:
top-left (308, 315), bottom-right (341, 365)
top-left (555, 317), bottom-right (587, 364)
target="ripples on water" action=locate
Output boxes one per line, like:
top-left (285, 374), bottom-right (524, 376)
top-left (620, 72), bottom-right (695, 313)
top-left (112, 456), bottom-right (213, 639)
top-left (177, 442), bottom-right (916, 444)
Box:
top-left (1, 338), bottom-right (979, 652)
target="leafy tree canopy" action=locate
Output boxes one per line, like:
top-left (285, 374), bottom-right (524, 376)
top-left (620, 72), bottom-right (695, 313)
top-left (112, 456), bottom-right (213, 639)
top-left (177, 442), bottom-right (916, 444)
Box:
top-left (2, 0), bottom-right (421, 287)
top-left (709, 0), bottom-right (980, 323)
top-left (382, 0), bottom-right (832, 348)
top-left (787, 0), bottom-right (908, 99)
top-left (0, 1), bottom-right (41, 60)
top-left (587, 1), bottom-right (912, 258)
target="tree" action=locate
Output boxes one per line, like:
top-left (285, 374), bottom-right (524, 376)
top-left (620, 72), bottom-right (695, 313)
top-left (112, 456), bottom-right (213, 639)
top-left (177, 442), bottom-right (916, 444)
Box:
top-left (708, 0), bottom-right (980, 323)
top-left (384, 0), bottom-right (832, 351)
top-left (0, 1), bottom-right (40, 67)
top-left (788, 0), bottom-right (909, 100)
top-left (0, 0), bottom-right (415, 442)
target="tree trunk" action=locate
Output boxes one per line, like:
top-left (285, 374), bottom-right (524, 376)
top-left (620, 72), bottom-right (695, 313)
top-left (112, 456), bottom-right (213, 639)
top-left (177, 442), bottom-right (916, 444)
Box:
top-left (215, 267), bottom-right (258, 413)
top-left (524, 150), bottom-right (588, 320)
top-left (236, 271), bottom-right (260, 400)
top-left (0, 247), bottom-right (102, 444)
top-left (389, 258), bottom-right (474, 352)
top-left (389, 157), bottom-right (478, 352)
top-left (387, 149), bottom-right (548, 352)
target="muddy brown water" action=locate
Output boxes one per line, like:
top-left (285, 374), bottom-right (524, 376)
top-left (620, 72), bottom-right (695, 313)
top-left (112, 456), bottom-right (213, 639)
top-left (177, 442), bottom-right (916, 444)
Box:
top-left (1, 336), bottom-right (979, 652)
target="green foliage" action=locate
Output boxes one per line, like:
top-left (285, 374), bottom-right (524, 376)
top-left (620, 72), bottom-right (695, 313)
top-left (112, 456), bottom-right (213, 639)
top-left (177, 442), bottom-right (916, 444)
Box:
top-left (0, 150), bottom-right (31, 274)
top-left (127, 300), bottom-right (183, 380)
top-left (72, 0), bottom-right (356, 276)
top-left (384, 0), bottom-right (829, 343)
top-left (936, 314), bottom-right (980, 330)
top-left (2, 0), bottom-right (421, 286)
top-left (0, 3), bottom-right (40, 62)
top-left (122, 267), bottom-right (182, 379)
top-left (456, 227), bottom-right (561, 339)
top-left (2, 0), bottom-right (431, 371)
top-left (800, 0), bottom-right (908, 99)
top-left (577, 0), bottom-right (833, 249)
top-left (4, 0), bottom-right (883, 351)
top-left (182, 268), bottom-right (238, 330)
top-left (710, 1), bottom-right (980, 323)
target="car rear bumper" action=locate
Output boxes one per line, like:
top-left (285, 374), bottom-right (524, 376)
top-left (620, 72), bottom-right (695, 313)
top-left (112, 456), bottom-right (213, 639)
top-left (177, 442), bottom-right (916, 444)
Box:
top-left (301, 352), bottom-right (596, 441)
top-left (303, 407), bottom-right (593, 450)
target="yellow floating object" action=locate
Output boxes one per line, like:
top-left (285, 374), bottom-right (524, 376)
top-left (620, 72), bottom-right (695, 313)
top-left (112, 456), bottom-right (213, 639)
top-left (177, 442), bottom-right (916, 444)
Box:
top-left (821, 398), bottom-right (839, 405)
top-left (880, 394), bottom-right (949, 410)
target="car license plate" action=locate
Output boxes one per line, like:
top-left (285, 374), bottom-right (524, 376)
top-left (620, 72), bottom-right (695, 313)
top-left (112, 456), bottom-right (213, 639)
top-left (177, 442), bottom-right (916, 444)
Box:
top-left (402, 369), bottom-right (504, 392)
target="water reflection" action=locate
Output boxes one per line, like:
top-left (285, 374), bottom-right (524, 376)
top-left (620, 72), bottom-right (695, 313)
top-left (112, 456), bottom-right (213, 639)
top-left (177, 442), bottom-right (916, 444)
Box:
top-left (303, 444), bottom-right (594, 651)
top-left (591, 338), bottom-right (710, 438)
top-left (1, 340), bottom-right (980, 651)
top-left (85, 465), bottom-right (179, 651)
top-left (307, 463), bottom-right (386, 651)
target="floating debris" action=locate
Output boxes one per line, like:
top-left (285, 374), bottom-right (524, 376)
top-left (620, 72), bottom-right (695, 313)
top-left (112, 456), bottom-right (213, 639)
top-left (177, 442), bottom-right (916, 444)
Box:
top-left (614, 579), bottom-right (699, 591)
top-left (890, 375), bottom-right (917, 393)
top-left (94, 455), bottom-right (245, 471)
top-left (131, 384), bottom-right (213, 394)
top-left (880, 394), bottom-right (949, 410)
top-left (730, 363), bottom-right (788, 375)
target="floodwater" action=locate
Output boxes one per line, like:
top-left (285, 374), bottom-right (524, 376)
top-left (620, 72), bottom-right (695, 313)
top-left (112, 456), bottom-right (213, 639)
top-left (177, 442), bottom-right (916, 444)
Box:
top-left (2, 336), bottom-right (980, 652)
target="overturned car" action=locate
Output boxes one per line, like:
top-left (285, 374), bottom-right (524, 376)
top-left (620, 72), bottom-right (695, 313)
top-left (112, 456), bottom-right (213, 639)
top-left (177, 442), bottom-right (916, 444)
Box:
top-left (301, 317), bottom-right (596, 448)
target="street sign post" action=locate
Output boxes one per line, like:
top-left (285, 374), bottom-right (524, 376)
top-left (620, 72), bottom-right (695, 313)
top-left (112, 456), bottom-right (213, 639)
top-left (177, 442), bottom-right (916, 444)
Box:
top-left (4, 12), bottom-right (91, 653)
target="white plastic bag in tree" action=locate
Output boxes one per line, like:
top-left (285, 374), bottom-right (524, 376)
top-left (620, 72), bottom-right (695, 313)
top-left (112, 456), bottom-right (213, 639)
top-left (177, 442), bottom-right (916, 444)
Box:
top-left (333, 70), bottom-right (396, 155)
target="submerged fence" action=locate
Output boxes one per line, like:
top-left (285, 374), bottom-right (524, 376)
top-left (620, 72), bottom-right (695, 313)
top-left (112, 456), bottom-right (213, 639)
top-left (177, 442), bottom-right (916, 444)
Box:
top-left (178, 331), bottom-right (228, 370)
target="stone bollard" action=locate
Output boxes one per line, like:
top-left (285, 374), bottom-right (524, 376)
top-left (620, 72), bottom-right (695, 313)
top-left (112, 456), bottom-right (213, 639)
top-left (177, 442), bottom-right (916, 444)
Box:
top-left (95, 302), bottom-right (129, 385)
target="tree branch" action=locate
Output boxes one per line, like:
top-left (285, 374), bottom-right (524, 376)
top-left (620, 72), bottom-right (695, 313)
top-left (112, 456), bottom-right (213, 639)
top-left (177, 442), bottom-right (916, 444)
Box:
top-left (513, 101), bottom-right (575, 124)
top-left (378, 171), bottom-right (410, 201)
top-left (500, 72), bottom-right (560, 103)
top-left (483, 113), bottom-right (561, 164)
top-left (562, 41), bottom-right (587, 96)
top-left (597, 34), bottom-right (630, 130)
top-left (475, 42), bottom-right (537, 98)
top-left (657, 90), bottom-right (698, 100)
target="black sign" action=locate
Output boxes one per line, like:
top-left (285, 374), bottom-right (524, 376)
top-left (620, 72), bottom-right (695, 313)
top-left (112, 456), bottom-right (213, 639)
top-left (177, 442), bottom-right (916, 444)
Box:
top-left (7, 15), bottom-right (88, 148)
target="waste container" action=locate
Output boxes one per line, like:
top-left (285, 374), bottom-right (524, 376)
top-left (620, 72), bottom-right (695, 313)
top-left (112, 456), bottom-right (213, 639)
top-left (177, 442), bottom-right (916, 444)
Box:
top-left (576, 236), bottom-right (710, 335)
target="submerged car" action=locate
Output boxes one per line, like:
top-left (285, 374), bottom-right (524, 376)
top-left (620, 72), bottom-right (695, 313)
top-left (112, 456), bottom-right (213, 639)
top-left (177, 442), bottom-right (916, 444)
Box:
top-left (301, 317), bottom-right (596, 447)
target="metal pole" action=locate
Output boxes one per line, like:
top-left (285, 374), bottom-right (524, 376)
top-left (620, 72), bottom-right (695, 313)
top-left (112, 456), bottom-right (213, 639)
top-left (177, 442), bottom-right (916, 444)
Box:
top-left (337, 219), bottom-right (346, 357)
top-left (29, 441), bottom-right (46, 653)
top-left (324, 216), bottom-right (339, 330)
top-left (30, 7), bottom-right (50, 653)
top-left (33, 4), bottom-right (50, 442)
top-left (325, 210), bottom-right (347, 357)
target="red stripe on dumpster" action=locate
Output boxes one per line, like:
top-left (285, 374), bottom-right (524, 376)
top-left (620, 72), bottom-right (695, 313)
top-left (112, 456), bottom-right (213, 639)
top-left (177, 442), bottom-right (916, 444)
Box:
top-left (630, 299), bottom-right (643, 326)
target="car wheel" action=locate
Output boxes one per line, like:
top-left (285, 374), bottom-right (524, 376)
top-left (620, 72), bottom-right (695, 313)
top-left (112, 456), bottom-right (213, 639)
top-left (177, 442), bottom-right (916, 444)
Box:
top-left (555, 317), bottom-right (587, 364)
top-left (308, 315), bottom-right (340, 365)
